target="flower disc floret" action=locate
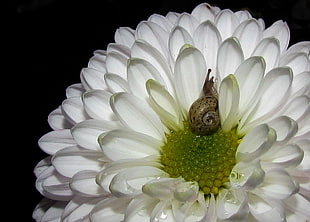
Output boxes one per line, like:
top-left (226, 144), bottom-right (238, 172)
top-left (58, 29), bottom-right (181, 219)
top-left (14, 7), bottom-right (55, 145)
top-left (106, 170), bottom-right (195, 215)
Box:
top-left (161, 122), bottom-right (240, 195)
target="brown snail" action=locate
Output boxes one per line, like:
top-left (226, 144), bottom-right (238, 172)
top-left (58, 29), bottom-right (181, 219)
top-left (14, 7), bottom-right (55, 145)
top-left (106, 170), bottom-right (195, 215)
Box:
top-left (189, 69), bottom-right (220, 135)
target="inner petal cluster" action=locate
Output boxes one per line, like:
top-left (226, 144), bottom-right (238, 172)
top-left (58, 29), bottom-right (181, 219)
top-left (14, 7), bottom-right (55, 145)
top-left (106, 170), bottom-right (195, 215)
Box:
top-left (160, 122), bottom-right (241, 195)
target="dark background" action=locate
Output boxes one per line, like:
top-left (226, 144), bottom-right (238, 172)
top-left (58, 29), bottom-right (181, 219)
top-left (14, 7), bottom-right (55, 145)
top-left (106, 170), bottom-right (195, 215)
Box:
top-left (7, 0), bottom-right (310, 221)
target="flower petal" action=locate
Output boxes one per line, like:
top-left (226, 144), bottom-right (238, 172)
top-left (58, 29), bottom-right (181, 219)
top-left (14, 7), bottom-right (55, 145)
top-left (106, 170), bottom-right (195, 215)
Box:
top-left (239, 67), bottom-right (293, 134)
top-left (176, 13), bottom-right (199, 36)
top-left (258, 169), bottom-right (299, 200)
top-left (284, 193), bottom-right (310, 219)
top-left (215, 9), bottom-right (239, 40)
top-left (110, 166), bottom-right (167, 197)
top-left (261, 143), bottom-right (304, 169)
top-left (217, 37), bottom-right (244, 81)
top-left (234, 56), bottom-right (265, 116)
top-left (280, 52), bottom-right (310, 75)
top-left (146, 79), bottom-right (183, 131)
top-left (252, 37), bottom-right (280, 73)
top-left (263, 20), bottom-right (290, 53)
top-left (110, 92), bottom-right (165, 140)
top-left (230, 159), bottom-right (265, 190)
top-left (174, 45), bottom-right (207, 115)
top-left (219, 74), bottom-right (240, 132)
top-left (80, 67), bottom-right (107, 91)
top-left (104, 73), bottom-right (129, 93)
top-left (98, 129), bottom-right (161, 161)
top-left (48, 107), bottom-right (72, 130)
top-left (105, 51), bottom-right (128, 79)
top-left (82, 90), bottom-right (115, 121)
top-left (39, 129), bottom-right (75, 155)
top-left (267, 116), bottom-right (298, 144)
top-left (236, 124), bottom-right (276, 162)
top-left (52, 146), bottom-right (105, 178)
top-left (114, 27), bottom-right (135, 48)
top-left (90, 197), bottom-right (131, 222)
top-left (136, 21), bottom-right (169, 60)
top-left (191, 3), bottom-right (218, 23)
top-left (131, 40), bottom-right (174, 94)
top-left (71, 119), bottom-right (121, 151)
top-left (87, 51), bottom-right (107, 73)
top-left (233, 19), bottom-right (263, 58)
top-left (62, 97), bottom-right (89, 125)
top-left (193, 20), bottom-right (222, 71)
top-left (127, 58), bottom-right (166, 100)
top-left (217, 188), bottom-right (249, 221)
top-left (248, 192), bottom-right (285, 222)
top-left (168, 26), bottom-right (193, 62)
top-left (70, 170), bottom-right (107, 197)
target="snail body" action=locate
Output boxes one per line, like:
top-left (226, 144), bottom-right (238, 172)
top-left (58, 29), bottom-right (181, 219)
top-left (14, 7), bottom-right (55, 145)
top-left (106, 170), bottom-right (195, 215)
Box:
top-left (189, 69), bottom-right (220, 135)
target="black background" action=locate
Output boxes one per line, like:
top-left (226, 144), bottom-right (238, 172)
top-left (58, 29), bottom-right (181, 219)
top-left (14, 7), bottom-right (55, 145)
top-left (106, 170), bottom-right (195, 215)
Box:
top-left (6, 0), bottom-right (310, 221)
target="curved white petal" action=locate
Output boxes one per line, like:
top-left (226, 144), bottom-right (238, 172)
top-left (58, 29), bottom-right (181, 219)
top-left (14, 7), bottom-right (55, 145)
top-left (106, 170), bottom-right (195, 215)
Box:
top-left (258, 169), bottom-right (299, 200)
top-left (217, 188), bottom-right (249, 221)
top-left (215, 9), bottom-right (239, 40)
top-left (33, 200), bottom-right (67, 222)
top-left (87, 52), bottom-right (107, 73)
top-left (230, 159), bottom-right (265, 190)
top-left (124, 195), bottom-right (158, 222)
top-left (105, 51), bottom-right (128, 79)
top-left (35, 165), bottom-right (73, 201)
top-left (90, 197), bottom-right (130, 222)
top-left (267, 116), bottom-right (298, 144)
top-left (110, 92), bottom-right (165, 140)
top-left (233, 19), bottom-right (263, 58)
top-left (234, 56), bottom-right (265, 116)
top-left (127, 58), bottom-right (166, 100)
top-left (217, 37), bottom-right (244, 81)
top-left (290, 71), bottom-right (310, 97)
top-left (52, 146), bottom-right (105, 178)
top-left (48, 107), bottom-right (72, 130)
top-left (82, 90), bottom-right (115, 121)
top-left (39, 129), bottom-right (75, 155)
top-left (176, 13), bottom-right (199, 36)
top-left (252, 37), bottom-right (280, 73)
top-left (280, 52), bottom-right (310, 76)
top-left (236, 124), bottom-right (276, 162)
top-left (107, 43), bottom-right (131, 58)
top-left (104, 73), bottom-right (129, 93)
top-left (131, 40), bottom-right (174, 95)
top-left (293, 139), bottom-right (310, 171)
top-left (193, 20), bottom-right (222, 71)
top-left (219, 74), bottom-right (240, 132)
top-left (66, 83), bottom-right (84, 98)
top-left (280, 96), bottom-right (310, 123)
top-left (263, 20), bottom-right (290, 53)
top-left (80, 67), bottom-right (107, 91)
top-left (135, 21), bottom-right (169, 60)
top-left (148, 14), bottom-right (173, 33)
top-left (70, 170), bottom-right (107, 197)
top-left (168, 26), bottom-right (193, 62)
top-left (239, 67), bottom-right (293, 134)
top-left (98, 129), bottom-right (161, 161)
top-left (248, 192), bottom-right (285, 222)
top-left (261, 143), bottom-right (304, 169)
top-left (284, 193), bottom-right (310, 219)
top-left (61, 97), bottom-right (89, 125)
top-left (114, 27), bottom-right (135, 48)
top-left (146, 80), bottom-right (183, 131)
top-left (110, 166), bottom-right (167, 197)
top-left (191, 3), bottom-right (217, 23)
top-left (174, 45), bottom-right (207, 116)
top-left (71, 119), bottom-right (121, 151)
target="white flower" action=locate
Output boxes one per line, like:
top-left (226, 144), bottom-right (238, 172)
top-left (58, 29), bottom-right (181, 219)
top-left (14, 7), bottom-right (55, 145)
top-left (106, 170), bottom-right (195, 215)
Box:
top-left (33, 3), bottom-right (310, 222)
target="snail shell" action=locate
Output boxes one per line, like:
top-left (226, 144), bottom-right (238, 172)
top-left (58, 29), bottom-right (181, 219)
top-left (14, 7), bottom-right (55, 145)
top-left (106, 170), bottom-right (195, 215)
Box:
top-left (189, 69), bottom-right (220, 135)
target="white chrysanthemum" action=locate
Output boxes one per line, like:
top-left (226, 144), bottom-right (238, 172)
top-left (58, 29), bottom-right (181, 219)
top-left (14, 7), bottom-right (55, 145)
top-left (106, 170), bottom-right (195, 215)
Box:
top-left (33, 3), bottom-right (310, 222)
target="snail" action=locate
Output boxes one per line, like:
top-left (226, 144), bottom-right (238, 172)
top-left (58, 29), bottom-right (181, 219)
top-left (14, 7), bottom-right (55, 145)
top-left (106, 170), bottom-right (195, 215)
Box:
top-left (189, 69), bottom-right (220, 135)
